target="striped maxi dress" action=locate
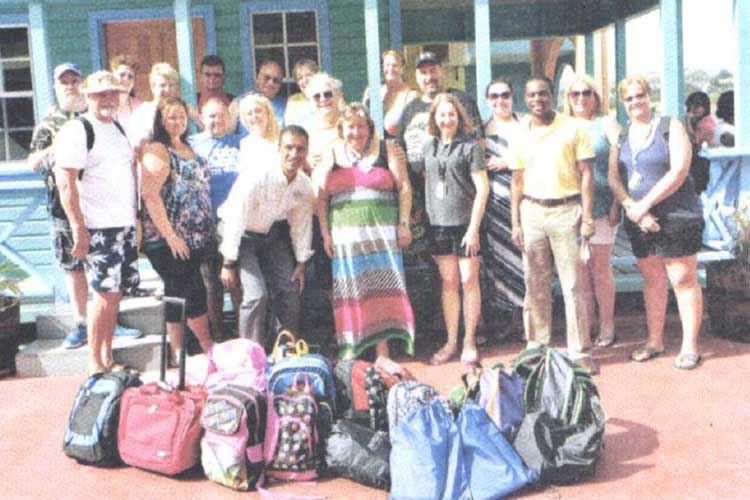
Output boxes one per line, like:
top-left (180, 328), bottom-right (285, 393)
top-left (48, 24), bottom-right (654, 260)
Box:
top-left (326, 148), bottom-right (415, 359)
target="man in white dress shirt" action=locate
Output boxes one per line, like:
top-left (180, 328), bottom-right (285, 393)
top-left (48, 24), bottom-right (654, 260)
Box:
top-left (219, 125), bottom-right (315, 343)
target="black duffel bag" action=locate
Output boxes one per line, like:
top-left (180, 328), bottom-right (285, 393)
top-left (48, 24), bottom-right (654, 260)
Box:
top-left (325, 419), bottom-right (390, 490)
top-left (512, 410), bottom-right (604, 484)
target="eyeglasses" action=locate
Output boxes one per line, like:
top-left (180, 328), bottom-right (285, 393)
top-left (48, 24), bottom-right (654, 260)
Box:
top-left (569, 89), bottom-right (593, 99)
top-left (261, 74), bottom-right (282, 85)
top-left (202, 72), bottom-right (224, 78)
top-left (312, 90), bottom-right (334, 101)
top-left (623, 92), bottom-right (646, 103)
top-left (488, 91), bottom-right (512, 100)
top-left (116, 72), bottom-right (135, 80)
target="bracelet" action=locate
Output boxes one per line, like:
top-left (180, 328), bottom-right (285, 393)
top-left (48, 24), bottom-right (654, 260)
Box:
top-left (582, 219), bottom-right (594, 225)
top-left (222, 261), bottom-right (238, 270)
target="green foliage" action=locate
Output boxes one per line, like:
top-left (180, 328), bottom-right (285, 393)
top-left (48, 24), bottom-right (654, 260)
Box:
top-left (0, 259), bottom-right (23, 303)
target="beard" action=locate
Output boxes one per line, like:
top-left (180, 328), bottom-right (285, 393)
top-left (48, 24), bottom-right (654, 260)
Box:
top-left (56, 91), bottom-right (87, 113)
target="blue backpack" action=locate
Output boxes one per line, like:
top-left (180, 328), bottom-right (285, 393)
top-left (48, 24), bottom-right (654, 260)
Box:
top-left (389, 398), bottom-right (470, 500)
top-left (63, 371), bottom-right (142, 465)
top-left (458, 402), bottom-right (538, 499)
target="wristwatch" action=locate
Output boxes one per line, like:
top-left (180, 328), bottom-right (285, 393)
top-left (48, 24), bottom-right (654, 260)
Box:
top-left (222, 260), bottom-right (238, 270)
top-left (399, 219), bottom-right (409, 227)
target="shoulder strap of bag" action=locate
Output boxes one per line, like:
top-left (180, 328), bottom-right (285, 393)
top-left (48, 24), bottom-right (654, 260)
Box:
top-left (75, 116), bottom-right (95, 181)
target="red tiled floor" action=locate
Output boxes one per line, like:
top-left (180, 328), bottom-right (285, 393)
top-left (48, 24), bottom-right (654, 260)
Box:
top-left (2, 311), bottom-right (749, 500)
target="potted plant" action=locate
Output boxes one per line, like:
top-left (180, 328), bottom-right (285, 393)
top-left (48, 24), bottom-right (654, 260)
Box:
top-left (0, 259), bottom-right (22, 377)
top-left (706, 206), bottom-right (750, 342)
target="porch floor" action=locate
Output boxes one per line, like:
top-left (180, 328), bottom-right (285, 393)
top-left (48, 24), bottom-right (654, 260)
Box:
top-left (2, 307), bottom-right (748, 499)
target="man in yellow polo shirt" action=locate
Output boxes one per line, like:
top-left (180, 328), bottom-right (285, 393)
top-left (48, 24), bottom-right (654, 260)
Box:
top-left (509, 75), bottom-right (597, 374)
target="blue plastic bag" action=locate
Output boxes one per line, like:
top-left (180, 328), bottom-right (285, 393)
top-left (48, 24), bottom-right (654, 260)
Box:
top-left (458, 403), bottom-right (538, 499)
top-left (389, 399), bottom-right (470, 500)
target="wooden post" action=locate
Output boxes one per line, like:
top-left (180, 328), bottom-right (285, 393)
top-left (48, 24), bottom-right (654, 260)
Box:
top-left (365, 0), bottom-right (383, 130)
top-left (28, 2), bottom-right (53, 124)
top-left (735, 0), bottom-right (750, 150)
top-left (174, 0), bottom-right (197, 109)
top-left (474, 0), bottom-right (492, 120)
top-left (660, 0), bottom-right (685, 119)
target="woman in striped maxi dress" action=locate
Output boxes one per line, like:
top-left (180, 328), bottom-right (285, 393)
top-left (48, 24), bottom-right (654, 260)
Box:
top-left (317, 103), bottom-right (415, 360)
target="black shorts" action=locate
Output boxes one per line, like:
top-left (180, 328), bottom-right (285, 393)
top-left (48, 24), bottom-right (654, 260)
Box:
top-left (624, 215), bottom-right (704, 259)
top-left (429, 224), bottom-right (474, 257)
top-left (145, 245), bottom-right (208, 322)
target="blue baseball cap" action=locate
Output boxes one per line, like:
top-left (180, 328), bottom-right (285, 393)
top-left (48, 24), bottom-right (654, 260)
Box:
top-left (54, 63), bottom-right (82, 81)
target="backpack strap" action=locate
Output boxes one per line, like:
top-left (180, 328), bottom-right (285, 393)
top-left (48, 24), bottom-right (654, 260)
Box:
top-left (75, 116), bottom-right (95, 180)
top-left (113, 119), bottom-right (126, 138)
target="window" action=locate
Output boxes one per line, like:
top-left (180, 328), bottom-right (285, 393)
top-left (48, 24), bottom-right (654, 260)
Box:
top-left (251, 10), bottom-right (319, 95)
top-left (0, 26), bottom-right (34, 162)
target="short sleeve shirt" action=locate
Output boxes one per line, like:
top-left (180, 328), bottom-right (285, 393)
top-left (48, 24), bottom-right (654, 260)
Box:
top-left (509, 113), bottom-right (593, 199)
top-left (54, 114), bottom-right (137, 229)
top-left (188, 131), bottom-right (242, 218)
top-left (422, 135), bottom-right (485, 226)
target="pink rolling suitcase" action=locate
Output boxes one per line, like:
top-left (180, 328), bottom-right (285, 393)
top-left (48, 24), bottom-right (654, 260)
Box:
top-left (117, 297), bottom-right (207, 475)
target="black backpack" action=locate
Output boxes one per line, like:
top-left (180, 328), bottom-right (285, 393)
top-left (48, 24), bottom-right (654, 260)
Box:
top-left (46, 116), bottom-right (126, 219)
top-left (511, 346), bottom-right (606, 483)
top-left (62, 370), bottom-right (142, 465)
top-left (324, 419), bottom-right (391, 490)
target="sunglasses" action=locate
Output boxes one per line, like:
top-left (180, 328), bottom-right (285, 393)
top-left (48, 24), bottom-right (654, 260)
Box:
top-left (202, 72), bottom-right (224, 78)
top-left (569, 89), bottom-right (593, 99)
top-left (261, 74), bottom-right (282, 85)
top-left (624, 92), bottom-right (646, 103)
top-left (312, 90), bottom-right (334, 101)
top-left (488, 91), bottom-right (512, 100)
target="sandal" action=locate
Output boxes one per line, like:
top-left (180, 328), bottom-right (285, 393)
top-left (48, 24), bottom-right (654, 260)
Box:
top-left (87, 364), bottom-right (109, 377)
top-left (630, 345), bottom-right (665, 363)
top-left (674, 352), bottom-right (701, 370)
top-left (107, 362), bottom-right (140, 376)
top-left (460, 349), bottom-right (481, 369)
top-left (430, 342), bottom-right (458, 365)
top-left (594, 334), bottom-right (617, 348)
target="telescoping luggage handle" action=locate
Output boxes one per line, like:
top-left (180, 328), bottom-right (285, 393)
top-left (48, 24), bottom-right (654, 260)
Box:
top-left (158, 296), bottom-right (187, 391)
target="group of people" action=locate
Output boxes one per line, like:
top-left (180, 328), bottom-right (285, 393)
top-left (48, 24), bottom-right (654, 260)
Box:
top-left (29, 47), bottom-right (708, 376)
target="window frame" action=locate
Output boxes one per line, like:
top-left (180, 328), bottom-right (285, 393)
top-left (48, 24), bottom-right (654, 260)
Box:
top-left (0, 21), bottom-right (35, 165)
top-left (239, 0), bottom-right (331, 93)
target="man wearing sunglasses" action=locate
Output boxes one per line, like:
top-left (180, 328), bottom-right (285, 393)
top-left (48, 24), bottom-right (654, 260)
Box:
top-left (232, 60), bottom-right (287, 137)
top-left (508, 76), bottom-right (598, 375)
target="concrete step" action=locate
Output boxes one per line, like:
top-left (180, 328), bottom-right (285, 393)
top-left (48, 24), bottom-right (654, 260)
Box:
top-left (35, 295), bottom-right (164, 339)
top-left (15, 334), bottom-right (164, 378)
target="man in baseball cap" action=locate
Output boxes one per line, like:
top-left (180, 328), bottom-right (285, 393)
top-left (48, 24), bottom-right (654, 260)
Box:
top-left (54, 70), bottom-right (141, 374)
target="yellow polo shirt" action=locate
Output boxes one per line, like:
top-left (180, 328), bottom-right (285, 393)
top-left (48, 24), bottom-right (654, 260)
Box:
top-left (509, 113), bottom-right (593, 199)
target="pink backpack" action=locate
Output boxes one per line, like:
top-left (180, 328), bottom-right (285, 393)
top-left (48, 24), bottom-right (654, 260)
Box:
top-left (171, 339), bottom-right (269, 391)
top-left (200, 383), bottom-right (267, 490)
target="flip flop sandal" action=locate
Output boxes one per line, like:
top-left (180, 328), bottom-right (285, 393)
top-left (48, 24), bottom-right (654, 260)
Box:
top-left (674, 352), bottom-right (701, 370)
top-left (630, 345), bottom-right (665, 362)
top-left (594, 334), bottom-right (617, 348)
top-left (107, 362), bottom-right (140, 376)
top-left (430, 343), bottom-right (458, 365)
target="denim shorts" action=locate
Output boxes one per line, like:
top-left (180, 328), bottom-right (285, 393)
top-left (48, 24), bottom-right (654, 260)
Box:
top-left (624, 215), bottom-right (704, 259)
top-left (429, 224), bottom-right (474, 257)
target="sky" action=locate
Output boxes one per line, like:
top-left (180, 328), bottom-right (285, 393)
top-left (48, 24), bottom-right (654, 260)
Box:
top-left (625, 0), bottom-right (735, 74)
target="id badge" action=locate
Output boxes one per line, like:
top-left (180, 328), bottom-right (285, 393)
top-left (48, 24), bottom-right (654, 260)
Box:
top-left (436, 179), bottom-right (446, 200)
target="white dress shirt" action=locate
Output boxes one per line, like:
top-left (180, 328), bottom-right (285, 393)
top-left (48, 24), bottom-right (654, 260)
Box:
top-left (218, 158), bottom-right (315, 263)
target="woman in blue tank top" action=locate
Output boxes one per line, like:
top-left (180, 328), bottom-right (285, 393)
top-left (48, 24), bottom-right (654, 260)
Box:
top-left (609, 76), bottom-right (703, 370)
top-left (564, 74), bottom-right (621, 349)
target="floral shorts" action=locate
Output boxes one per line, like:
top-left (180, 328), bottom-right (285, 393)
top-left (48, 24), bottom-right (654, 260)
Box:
top-left (84, 226), bottom-right (140, 293)
top-left (51, 217), bottom-right (84, 272)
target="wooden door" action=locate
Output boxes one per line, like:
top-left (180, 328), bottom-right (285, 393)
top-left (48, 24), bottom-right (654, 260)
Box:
top-left (103, 18), bottom-right (206, 101)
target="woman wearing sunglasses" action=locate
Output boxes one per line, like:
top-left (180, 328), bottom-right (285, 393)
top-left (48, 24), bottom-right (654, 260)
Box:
top-left (424, 93), bottom-right (489, 367)
top-left (480, 78), bottom-right (525, 338)
top-left (109, 54), bottom-right (142, 130)
top-left (609, 76), bottom-right (703, 370)
top-left (563, 74), bottom-right (621, 349)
